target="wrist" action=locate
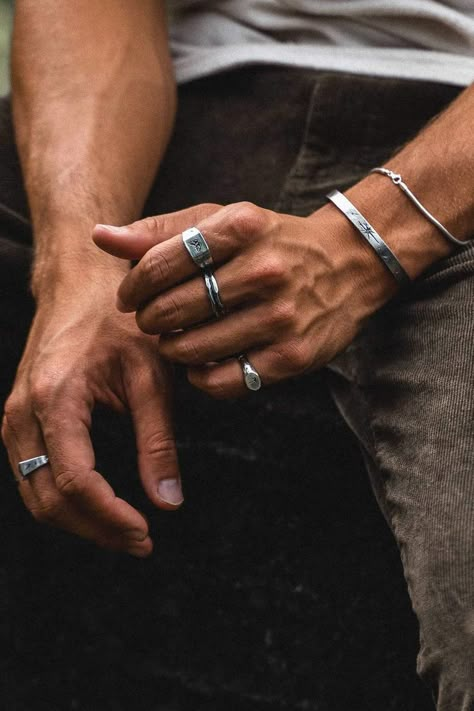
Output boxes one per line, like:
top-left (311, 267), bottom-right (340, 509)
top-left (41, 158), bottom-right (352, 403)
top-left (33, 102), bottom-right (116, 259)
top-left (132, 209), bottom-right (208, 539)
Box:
top-left (31, 229), bottom-right (129, 306)
top-left (348, 174), bottom-right (453, 275)
top-left (310, 200), bottom-right (399, 318)
top-left (317, 172), bottom-right (455, 311)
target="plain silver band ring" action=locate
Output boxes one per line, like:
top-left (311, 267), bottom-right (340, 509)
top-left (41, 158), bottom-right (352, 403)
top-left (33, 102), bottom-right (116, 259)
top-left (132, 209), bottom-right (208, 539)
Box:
top-left (18, 455), bottom-right (49, 479)
top-left (182, 227), bottom-right (214, 270)
top-left (238, 355), bottom-right (262, 392)
top-left (204, 267), bottom-right (226, 318)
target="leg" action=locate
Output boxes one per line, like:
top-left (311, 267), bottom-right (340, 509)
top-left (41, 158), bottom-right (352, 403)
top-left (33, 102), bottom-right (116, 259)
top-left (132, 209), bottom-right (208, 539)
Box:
top-left (278, 72), bottom-right (473, 707)
top-left (329, 246), bottom-right (474, 708)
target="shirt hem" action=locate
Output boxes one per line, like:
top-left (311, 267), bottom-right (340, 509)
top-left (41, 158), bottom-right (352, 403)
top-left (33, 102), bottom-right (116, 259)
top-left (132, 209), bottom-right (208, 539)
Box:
top-left (172, 45), bottom-right (474, 87)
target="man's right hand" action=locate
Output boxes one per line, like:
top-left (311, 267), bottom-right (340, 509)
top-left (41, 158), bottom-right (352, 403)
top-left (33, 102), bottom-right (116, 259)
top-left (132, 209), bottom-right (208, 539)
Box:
top-left (2, 278), bottom-right (182, 557)
top-left (5, 0), bottom-right (181, 555)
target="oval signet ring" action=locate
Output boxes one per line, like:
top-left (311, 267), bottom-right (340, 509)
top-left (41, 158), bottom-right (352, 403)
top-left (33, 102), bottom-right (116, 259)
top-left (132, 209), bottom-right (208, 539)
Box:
top-left (238, 355), bottom-right (262, 392)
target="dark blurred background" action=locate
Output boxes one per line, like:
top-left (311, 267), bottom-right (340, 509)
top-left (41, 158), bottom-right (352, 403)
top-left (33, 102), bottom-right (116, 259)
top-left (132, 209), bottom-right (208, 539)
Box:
top-left (0, 3), bottom-right (434, 709)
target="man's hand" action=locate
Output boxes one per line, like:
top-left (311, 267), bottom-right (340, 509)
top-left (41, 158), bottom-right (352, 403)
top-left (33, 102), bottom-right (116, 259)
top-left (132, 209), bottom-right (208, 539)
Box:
top-left (93, 201), bottom-right (398, 398)
top-left (6, 0), bottom-right (180, 554)
top-left (2, 281), bottom-right (182, 557)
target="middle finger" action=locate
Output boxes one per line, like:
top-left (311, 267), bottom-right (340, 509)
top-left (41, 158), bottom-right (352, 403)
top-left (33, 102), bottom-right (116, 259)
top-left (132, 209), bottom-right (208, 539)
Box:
top-left (136, 252), bottom-right (269, 334)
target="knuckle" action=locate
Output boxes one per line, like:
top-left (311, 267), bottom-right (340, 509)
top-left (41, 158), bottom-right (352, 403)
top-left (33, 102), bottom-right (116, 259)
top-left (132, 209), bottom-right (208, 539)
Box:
top-left (256, 255), bottom-right (286, 286)
top-left (174, 338), bottom-right (203, 365)
top-left (55, 469), bottom-right (86, 498)
top-left (30, 375), bottom-right (59, 413)
top-left (156, 295), bottom-right (183, 330)
top-left (145, 247), bottom-right (171, 286)
top-left (276, 341), bottom-right (311, 373)
top-left (30, 497), bottom-right (63, 524)
top-left (142, 215), bottom-right (161, 234)
top-left (231, 201), bottom-right (265, 237)
top-left (141, 432), bottom-right (176, 460)
top-left (2, 395), bottom-right (25, 433)
top-left (269, 300), bottom-right (297, 331)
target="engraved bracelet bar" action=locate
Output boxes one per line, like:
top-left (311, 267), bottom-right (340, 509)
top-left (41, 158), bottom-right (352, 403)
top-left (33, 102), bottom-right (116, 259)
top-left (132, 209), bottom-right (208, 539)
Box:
top-left (326, 190), bottom-right (411, 287)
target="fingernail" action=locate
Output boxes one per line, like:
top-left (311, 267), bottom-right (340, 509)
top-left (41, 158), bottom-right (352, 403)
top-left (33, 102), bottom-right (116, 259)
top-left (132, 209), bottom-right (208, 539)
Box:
top-left (95, 224), bottom-right (129, 235)
top-left (158, 478), bottom-right (184, 506)
top-left (127, 540), bottom-right (153, 558)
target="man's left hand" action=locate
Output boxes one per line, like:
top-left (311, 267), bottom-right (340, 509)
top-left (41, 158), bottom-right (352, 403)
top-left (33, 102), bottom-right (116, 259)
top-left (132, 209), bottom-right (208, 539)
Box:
top-left (93, 201), bottom-right (396, 398)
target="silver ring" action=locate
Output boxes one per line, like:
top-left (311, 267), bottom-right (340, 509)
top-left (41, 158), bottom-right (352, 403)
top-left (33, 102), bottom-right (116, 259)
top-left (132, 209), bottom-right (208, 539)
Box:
top-left (18, 455), bottom-right (49, 479)
top-left (238, 355), bottom-right (262, 392)
top-left (182, 227), bottom-right (213, 270)
top-left (204, 267), bottom-right (226, 319)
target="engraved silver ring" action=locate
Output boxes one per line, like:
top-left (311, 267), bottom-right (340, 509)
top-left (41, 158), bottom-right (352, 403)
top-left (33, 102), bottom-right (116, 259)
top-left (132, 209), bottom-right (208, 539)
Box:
top-left (238, 355), bottom-right (262, 392)
top-left (182, 227), bottom-right (214, 270)
top-left (18, 455), bottom-right (49, 479)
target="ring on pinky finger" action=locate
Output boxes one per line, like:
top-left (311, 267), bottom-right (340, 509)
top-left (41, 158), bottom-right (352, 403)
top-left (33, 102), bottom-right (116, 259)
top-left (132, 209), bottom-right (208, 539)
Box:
top-left (237, 355), bottom-right (262, 392)
top-left (187, 342), bottom-right (308, 399)
top-left (187, 350), bottom-right (269, 399)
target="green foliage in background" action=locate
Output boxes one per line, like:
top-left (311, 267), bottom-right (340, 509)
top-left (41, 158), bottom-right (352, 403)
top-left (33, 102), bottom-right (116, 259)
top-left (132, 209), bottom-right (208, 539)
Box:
top-left (0, 0), bottom-right (13, 96)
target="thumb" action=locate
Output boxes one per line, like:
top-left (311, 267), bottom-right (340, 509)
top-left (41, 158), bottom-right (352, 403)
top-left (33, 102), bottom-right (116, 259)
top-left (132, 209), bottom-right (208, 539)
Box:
top-left (93, 203), bottom-right (221, 260)
top-left (127, 356), bottom-right (183, 510)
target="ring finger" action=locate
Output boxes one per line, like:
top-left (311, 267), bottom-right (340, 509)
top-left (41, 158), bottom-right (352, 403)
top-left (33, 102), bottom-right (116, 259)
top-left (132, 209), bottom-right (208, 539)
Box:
top-left (157, 299), bottom-right (288, 365)
top-left (187, 341), bottom-right (306, 399)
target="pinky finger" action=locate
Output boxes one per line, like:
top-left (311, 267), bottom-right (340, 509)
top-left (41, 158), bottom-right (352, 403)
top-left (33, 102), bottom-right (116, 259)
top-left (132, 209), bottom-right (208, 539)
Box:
top-left (187, 341), bottom-right (309, 399)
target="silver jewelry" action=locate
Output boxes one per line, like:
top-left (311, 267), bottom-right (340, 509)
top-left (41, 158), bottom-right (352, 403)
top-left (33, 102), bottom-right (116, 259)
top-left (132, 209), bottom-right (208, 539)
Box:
top-left (203, 268), bottom-right (226, 318)
top-left (182, 227), bottom-right (225, 318)
top-left (182, 227), bottom-right (214, 269)
top-left (326, 190), bottom-right (410, 287)
top-left (238, 355), bottom-right (262, 392)
top-left (370, 167), bottom-right (467, 248)
top-left (18, 455), bottom-right (49, 479)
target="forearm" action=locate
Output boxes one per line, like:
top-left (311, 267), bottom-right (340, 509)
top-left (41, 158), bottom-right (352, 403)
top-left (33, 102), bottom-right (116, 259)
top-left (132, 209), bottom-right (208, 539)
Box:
top-left (321, 83), bottom-right (474, 301)
top-left (12, 0), bottom-right (176, 301)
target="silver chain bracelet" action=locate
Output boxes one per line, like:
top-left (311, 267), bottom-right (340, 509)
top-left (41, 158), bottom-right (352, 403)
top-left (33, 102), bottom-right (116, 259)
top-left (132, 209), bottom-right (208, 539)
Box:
top-left (370, 167), bottom-right (467, 248)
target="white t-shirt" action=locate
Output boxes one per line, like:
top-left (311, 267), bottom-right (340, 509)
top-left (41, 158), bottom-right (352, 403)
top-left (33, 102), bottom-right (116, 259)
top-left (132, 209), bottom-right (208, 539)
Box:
top-left (169, 0), bottom-right (474, 86)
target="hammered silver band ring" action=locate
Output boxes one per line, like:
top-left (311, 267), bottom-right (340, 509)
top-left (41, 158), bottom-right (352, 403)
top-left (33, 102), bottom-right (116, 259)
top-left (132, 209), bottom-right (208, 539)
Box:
top-left (203, 268), bottom-right (226, 318)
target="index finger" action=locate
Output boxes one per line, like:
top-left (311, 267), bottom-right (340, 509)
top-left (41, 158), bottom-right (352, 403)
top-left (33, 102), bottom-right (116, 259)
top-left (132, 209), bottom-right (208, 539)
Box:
top-left (36, 394), bottom-right (150, 541)
top-left (116, 202), bottom-right (260, 312)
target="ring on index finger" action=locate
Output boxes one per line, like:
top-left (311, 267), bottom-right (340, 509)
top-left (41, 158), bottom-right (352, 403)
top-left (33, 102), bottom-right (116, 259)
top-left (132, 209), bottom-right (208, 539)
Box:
top-left (182, 227), bottom-right (226, 318)
top-left (182, 227), bottom-right (214, 270)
